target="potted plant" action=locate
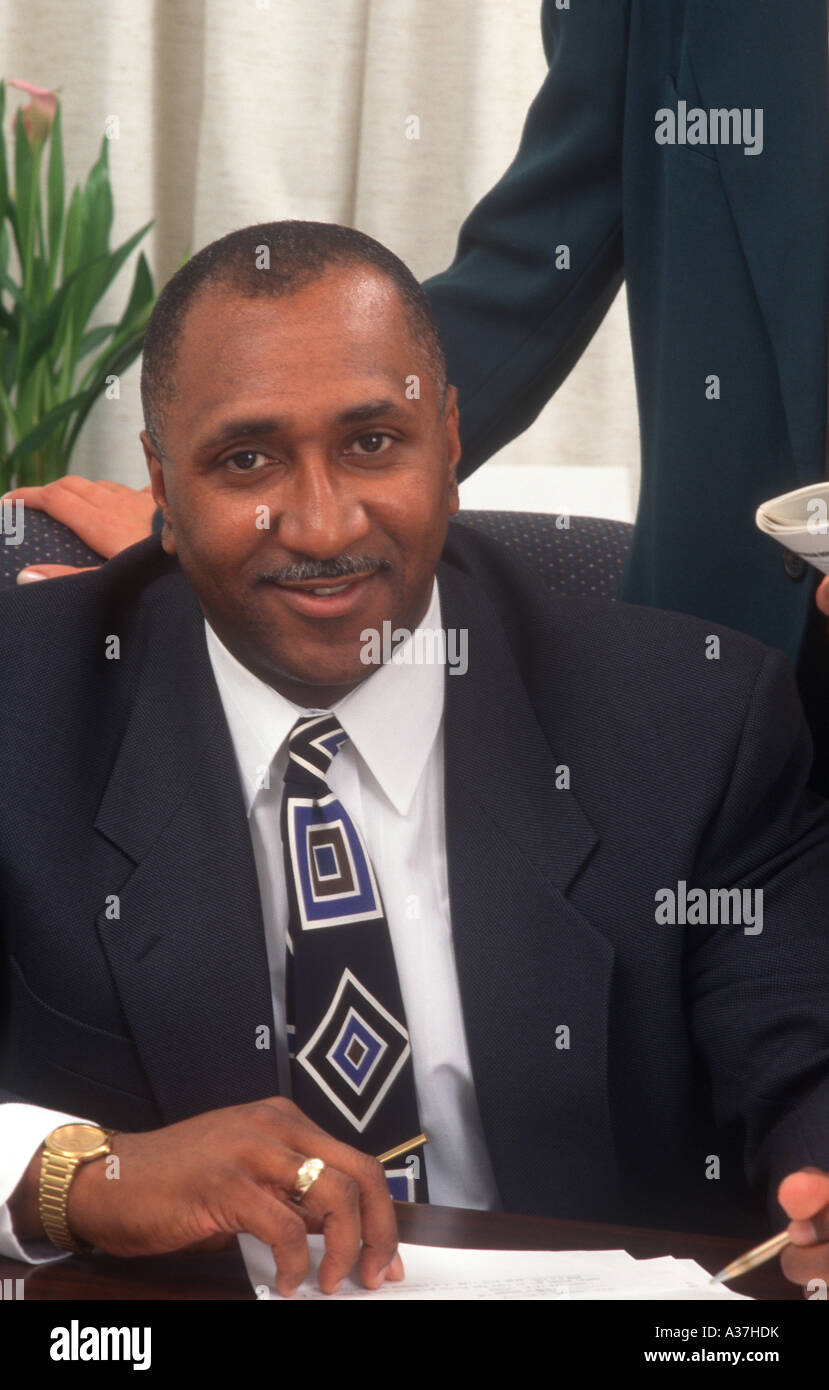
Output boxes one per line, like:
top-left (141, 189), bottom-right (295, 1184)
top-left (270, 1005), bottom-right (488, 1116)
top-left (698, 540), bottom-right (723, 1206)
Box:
top-left (0, 79), bottom-right (156, 491)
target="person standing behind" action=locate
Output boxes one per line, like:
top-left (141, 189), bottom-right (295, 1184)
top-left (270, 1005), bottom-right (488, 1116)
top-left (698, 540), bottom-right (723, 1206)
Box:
top-left (8, 3), bottom-right (829, 781)
top-left (422, 0), bottom-right (829, 787)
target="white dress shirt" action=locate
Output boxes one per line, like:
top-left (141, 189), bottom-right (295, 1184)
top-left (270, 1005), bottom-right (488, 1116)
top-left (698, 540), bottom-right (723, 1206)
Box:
top-left (0, 577), bottom-right (497, 1263)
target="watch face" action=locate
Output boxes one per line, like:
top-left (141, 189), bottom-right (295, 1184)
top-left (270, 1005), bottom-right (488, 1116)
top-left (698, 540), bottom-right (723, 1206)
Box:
top-left (50, 1124), bottom-right (108, 1156)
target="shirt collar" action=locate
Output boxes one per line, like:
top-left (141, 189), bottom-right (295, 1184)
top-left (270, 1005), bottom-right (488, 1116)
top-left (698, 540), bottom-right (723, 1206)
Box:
top-left (204, 579), bottom-right (445, 818)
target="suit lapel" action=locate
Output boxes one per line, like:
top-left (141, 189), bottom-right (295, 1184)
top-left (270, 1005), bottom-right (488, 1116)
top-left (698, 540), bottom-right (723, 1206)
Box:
top-left (94, 568), bottom-right (280, 1123)
top-left (689, 0), bottom-right (829, 480)
top-left (90, 544), bottom-right (618, 1215)
top-left (437, 562), bottom-right (619, 1218)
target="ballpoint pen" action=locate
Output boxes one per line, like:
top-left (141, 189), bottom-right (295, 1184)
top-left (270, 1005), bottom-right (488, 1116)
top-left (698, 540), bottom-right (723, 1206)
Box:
top-left (376, 1133), bottom-right (429, 1165)
top-left (710, 1229), bottom-right (791, 1285)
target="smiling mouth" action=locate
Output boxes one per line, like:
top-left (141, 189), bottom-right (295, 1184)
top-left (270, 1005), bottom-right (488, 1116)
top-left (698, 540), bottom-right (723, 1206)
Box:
top-left (275, 577), bottom-right (368, 596)
top-left (262, 569), bottom-right (380, 617)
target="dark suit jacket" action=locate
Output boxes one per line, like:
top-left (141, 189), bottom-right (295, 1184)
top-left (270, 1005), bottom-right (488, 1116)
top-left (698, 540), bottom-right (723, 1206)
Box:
top-left (2, 523), bottom-right (829, 1240)
top-left (423, 0), bottom-right (829, 671)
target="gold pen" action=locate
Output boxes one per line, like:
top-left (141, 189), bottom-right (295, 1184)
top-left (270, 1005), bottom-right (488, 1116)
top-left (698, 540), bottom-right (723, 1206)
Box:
top-left (376, 1133), bottom-right (429, 1165)
top-left (710, 1229), bottom-right (791, 1284)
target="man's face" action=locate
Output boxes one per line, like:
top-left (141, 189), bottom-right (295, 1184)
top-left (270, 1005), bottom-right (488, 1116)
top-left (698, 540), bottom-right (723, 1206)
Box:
top-left (142, 266), bottom-right (461, 704)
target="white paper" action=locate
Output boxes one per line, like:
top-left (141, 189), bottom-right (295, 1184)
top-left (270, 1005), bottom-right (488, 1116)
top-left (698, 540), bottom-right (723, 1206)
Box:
top-left (756, 480), bottom-right (829, 575)
top-left (238, 1234), bottom-right (751, 1301)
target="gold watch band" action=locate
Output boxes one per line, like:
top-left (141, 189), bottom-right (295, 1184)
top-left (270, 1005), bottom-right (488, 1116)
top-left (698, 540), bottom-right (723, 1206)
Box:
top-left (39, 1150), bottom-right (94, 1253)
top-left (38, 1127), bottom-right (118, 1254)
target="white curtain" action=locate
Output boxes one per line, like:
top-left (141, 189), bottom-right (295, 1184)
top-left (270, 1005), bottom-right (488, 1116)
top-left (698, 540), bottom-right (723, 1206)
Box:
top-left (3, 0), bottom-right (639, 520)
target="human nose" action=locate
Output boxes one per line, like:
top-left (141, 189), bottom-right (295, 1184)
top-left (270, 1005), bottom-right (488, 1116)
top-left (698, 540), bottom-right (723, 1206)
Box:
top-left (275, 454), bottom-right (371, 558)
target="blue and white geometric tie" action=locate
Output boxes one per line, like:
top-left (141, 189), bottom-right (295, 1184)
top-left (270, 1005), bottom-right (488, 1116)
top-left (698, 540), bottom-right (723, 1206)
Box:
top-left (280, 712), bottom-right (427, 1202)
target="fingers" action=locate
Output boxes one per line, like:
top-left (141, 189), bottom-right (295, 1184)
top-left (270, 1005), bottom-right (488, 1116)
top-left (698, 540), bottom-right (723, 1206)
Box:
top-left (303, 1165), bottom-right (363, 1294)
top-left (303, 1150), bottom-right (398, 1293)
top-left (245, 1146), bottom-right (379, 1297)
top-left (3, 476), bottom-right (112, 523)
top-left (292, 1141), bottom-right (398, 1292)
top-left (4, 476), bottom-right (133, 508)
top-left (778, 1168), bottom-right (829, 1224)
top-left (18, 564), bottom-right (99, 582)
top-left (1, 477), bottom-right (154, 557)
top-left (777, 1170), bottom-right (829, 1288)
top-left (353, 1153), bottom-right (403, 1290)
top-left (231, 1176), bottom-right (314, 1298)
top-left (249, 1100), bottom-right (400, 1294)
top-left (106, 1100), bottom-right (401, 1296)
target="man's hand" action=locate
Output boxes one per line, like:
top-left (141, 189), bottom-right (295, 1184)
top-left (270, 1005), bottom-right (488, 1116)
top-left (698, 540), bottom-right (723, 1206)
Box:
top-left (2, 478), bottom-right (156, 582)
top-left (778, 1168), bottom-right (829, 1292)
top-left (816, 576), bottom-right (829, 617)
top-left (61, 1098), bottom-right (402, 1297)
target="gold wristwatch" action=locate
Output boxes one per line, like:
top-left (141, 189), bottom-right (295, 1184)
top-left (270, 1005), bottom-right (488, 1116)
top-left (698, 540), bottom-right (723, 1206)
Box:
top-left (38, 1123), bottom-right (119, 1254)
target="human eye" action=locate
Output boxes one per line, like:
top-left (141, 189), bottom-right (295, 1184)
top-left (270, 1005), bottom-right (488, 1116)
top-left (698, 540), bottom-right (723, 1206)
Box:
top-left (346, 432), bottom-right (395, 457)
top-left (223, 449), bottom-right (270, 473)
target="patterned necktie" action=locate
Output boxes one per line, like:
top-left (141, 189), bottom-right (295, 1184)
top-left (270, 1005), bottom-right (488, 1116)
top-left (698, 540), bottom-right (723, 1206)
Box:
top-left (280, 712), bottom-right (427, 1201)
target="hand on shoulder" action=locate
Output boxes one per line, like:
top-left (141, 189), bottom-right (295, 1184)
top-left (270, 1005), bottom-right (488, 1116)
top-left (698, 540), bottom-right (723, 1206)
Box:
top-left (2, 478), bottom-right (156, 582)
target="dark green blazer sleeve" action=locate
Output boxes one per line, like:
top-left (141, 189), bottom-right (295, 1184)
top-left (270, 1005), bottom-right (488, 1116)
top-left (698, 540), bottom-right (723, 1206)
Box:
top-left (422, 0), bottom-right (629, 480)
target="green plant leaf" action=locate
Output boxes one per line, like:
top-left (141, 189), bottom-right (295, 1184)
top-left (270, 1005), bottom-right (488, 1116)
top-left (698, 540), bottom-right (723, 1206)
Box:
top-left (2, 326), bottom-right (17, 393)
top-left (0, 372), bottom-right (19, 445)
top-left (13, 351), bottom-right (40, 438)
top-left (31, 249), bottom-right (49, 303)
top-left (3, 198), bottom-right (19, 263)
top-left (118, 250), bottom-right (155, 330)
top-left (16, 254), bottom-right (111, 379)
top-left (34, 198), bottom-right (47, 297)
top-left (55, 297), bottom-right (76, 399)
top-left (62, 328), bottom-right (147, 462)
top-left (0, 82), bottom-right (8, 227)
top-left (71, 219), bottom-right (153, 338)
top-left (5, 388), bottom-right (94, 467)
top-left (61, 183), bottom-right (84, 280)
top-left (80, 136), bottom-right (113, 262)
top-left (0, 217), bottom-right (11, 281)
top-left (77, 322), bottom-right (117, 359)
top-left (2, 99), bottom-right (156, 478)
top-left (78, 300), bottom-right (153, 392)
top-left (0, 267), bottom-right (33, 314)
top-left (46, 101), bottom-right (65, 288)
top-left (2, 354), bottom-right (14, 394)
top-left (12, 109), bottom-right (38, 293)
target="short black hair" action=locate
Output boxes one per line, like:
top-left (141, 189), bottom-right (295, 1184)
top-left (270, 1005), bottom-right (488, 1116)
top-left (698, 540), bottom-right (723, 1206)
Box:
top-left (140, 220), bottom-right (448, 457)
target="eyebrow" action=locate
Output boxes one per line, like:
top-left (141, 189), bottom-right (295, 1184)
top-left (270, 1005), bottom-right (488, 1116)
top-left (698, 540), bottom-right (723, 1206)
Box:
top-left (194, 399), bottom-right (409, 454)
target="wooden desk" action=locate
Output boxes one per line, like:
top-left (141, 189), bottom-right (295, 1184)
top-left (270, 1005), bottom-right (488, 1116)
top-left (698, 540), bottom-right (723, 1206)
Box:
top-left (0, 1202), bottom-right (801, 1300)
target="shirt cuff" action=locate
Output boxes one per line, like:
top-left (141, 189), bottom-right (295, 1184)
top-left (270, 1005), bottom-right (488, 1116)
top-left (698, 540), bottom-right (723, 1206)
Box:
top-left (0, 1104), bottom-right (97, 1264)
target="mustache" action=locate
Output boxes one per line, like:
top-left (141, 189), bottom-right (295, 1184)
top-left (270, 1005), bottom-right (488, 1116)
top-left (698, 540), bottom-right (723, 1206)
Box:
top-left (262, 555), bottom-right (392, 583)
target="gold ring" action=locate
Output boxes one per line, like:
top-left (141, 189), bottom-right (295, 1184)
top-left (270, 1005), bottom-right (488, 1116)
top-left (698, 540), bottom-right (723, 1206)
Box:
top-left (290, 1157), bottom-right (325, 1204)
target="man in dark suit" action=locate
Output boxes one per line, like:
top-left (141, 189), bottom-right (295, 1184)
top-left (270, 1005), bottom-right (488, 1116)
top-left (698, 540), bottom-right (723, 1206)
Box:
top-left (422, 0), bottom-right (829, 784)
top-left (12, 2), bottom-right (829, 795)
top-left (2, 221), bottom-right (829, 1296)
